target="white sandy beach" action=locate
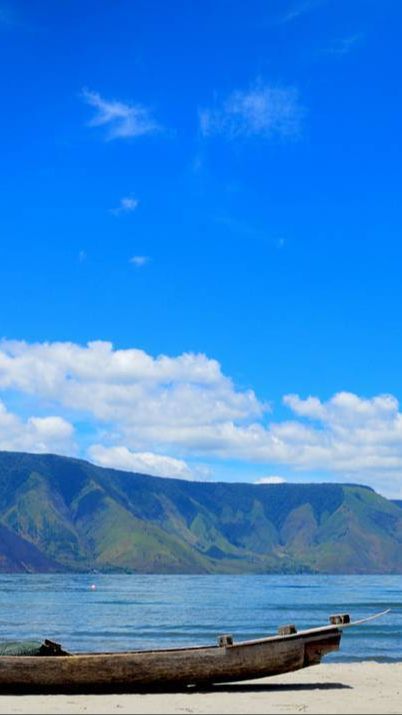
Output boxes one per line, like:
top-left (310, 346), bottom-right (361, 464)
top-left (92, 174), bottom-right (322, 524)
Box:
top-left (0, 662), bottom-right (400, 715)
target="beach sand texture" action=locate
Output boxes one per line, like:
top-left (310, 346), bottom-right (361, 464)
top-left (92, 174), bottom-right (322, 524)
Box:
top-left (0, 662), bottom-right (400, 715)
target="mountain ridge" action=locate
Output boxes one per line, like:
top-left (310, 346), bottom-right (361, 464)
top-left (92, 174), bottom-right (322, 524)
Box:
top-left (0, 450), bottom-right (401, 574)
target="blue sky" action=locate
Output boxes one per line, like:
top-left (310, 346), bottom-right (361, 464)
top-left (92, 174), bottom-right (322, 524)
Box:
top-left (1, 0), bottom-right (402, 497)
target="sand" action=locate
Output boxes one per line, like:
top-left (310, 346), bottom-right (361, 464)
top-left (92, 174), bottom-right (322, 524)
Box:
top-left (0, 662), bottom-right (400, 715)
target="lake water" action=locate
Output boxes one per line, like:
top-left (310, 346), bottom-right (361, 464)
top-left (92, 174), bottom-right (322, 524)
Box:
top-left (0, 574), bottom-right (400, 662)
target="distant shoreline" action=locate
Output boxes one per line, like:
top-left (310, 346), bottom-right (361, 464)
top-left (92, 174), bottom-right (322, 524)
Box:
top-left (0, 662), bottom-right (401, 714)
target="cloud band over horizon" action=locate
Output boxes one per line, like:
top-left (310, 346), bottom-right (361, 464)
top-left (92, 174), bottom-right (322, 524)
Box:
top-left (0, 340), bottom-right (402, 496)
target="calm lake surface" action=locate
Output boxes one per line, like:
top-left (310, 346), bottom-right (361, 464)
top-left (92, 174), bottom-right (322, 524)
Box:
top-left (0, 574), bottom-right (400, 662)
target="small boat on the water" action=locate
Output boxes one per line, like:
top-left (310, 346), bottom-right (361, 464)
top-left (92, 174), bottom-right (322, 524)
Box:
top-left (0, 610), bottom-right (389, 693)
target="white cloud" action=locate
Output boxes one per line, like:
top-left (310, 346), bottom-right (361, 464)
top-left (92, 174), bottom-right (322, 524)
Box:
top-left (0, 341), bottom-right (262, 442)
top-left (283, 394), bottom-right (326, 419)
top-left (130, 256), bottom-right (149, 267)
top-left (81, 88), bottom-right (160, 140)
top-left (254, 476), bottom-right (287, 485)
top-left (111, 197), bottom-right (139, 216)
top-left (88, 444), bottom-right (200, 480)
top-left (200, 83), bottom-right (303, 140)
top-left (0, 400), bottom-right (75, 455)
top-left (2, 341), bottom-right (402, 495)
top-left (284, 391), bottom-right (398, 424)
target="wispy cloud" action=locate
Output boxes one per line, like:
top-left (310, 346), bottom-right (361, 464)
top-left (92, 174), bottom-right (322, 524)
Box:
top-left (81, 88), bottom-right (161, 140)
top-left (111, 196), bottom-right (139, 216)
top-left (325, 34), bottom-right (364, 56)
top-left (130, 255), bottom-right (150, 267)
top-left (78, 250), bottom-right (86, 263)
top-left (278, 0), bottom-right (324, 24)
top-left (200, 82), bottom-right (304, 140)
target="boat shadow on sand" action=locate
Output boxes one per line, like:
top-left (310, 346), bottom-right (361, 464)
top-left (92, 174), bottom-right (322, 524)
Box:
top-left (191, 681), bottom-right (352, 694)
top-left (0, 681), bottom-right (353, 695)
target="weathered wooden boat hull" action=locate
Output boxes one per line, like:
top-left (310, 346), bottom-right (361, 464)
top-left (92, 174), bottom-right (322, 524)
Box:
top-left (0, 611), bottom-right (389, 693)
top-left (0, 626), bottom-right (341, 693)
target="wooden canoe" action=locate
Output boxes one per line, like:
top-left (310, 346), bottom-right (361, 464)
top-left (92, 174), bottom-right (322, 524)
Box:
top-left (0, 610), bottom-right (389, 693)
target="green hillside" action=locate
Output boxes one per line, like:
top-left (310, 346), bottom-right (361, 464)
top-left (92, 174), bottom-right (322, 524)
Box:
top-left (0, 451), bottom-right (401, 573)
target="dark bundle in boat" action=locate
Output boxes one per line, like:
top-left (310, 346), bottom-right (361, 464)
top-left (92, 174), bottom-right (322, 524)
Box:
top-left (0, 639), bottom-right (69, 657)
top-left (0, 611), bottom-right (389, 693)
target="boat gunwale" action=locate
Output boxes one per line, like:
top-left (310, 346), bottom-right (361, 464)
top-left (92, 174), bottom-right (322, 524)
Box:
top-left (0, 610), bottom-right (388, 660)
top-left (0, 624), bottom-right (342, 659)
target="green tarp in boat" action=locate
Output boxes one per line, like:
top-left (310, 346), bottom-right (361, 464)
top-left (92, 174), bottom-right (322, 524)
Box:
top-left (0, 639), bottom-right (69, 656)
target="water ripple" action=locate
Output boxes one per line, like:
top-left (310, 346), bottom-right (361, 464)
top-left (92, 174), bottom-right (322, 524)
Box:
top-left (0, 574), bottom-right (400, 661)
